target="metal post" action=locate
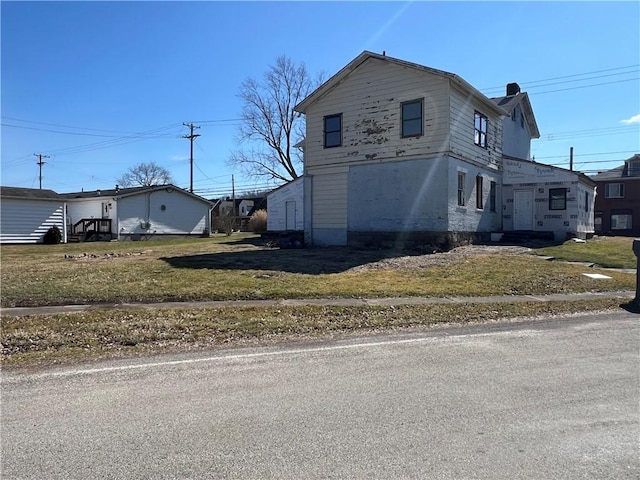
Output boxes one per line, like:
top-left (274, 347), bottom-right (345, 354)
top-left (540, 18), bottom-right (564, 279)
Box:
top-left (633, 239), bottom-right (640, 309)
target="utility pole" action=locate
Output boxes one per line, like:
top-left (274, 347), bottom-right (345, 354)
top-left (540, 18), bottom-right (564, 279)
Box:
top-left (34, 154), bottom-right (50, 189)
top-left (182, 123), bottom-right (201, 193)
top-left (232, 174), bottom-right (236, 232)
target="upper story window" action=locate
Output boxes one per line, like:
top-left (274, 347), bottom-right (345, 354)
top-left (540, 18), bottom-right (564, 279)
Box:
top-left (324, 114), bottom-right (342, 148)
top-left (605, 183), bottom-right (624, 198)
top-left (474, 112), bottom-right (488, 148)
top-left (401, 99), bottom-right (423, 137)
top-left (549, 188), bottom-right (567, 210)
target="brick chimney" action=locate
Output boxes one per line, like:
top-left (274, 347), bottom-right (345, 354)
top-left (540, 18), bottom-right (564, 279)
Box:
top-left (506, 82), bottom-right (521, 96)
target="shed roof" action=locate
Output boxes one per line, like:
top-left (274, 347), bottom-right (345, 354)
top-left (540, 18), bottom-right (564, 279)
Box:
top-left (60, 184), bottom-right (214, 205)
top-left (295, 51), bottom-right (508, 117)
top-left (504, 155), bottom-right (596, 187)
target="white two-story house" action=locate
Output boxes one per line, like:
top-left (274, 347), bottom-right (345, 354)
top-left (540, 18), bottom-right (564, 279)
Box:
top-left (295, 51), bottom-right (508, 248)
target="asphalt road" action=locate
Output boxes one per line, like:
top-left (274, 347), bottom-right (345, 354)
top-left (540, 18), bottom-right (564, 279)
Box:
top-left (2, 311), bottom-right (639, 479)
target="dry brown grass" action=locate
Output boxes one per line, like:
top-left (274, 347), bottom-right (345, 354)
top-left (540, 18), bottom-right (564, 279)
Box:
top-left (0, 234), bottom-right (634, 307)
top-left (1, 299), bottom-right (628, 369)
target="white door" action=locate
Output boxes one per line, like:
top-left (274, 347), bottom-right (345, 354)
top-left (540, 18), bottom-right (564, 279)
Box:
top-left (285, 201), bottom-right (296, 230)
top-left (513, 190), bottom-right (533, 230)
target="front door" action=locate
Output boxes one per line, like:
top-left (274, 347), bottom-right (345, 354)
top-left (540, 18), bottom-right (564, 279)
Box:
top-left (102, 202), bottom-right (110, 219)
top-left (513, 190), bottom-right (533, 230)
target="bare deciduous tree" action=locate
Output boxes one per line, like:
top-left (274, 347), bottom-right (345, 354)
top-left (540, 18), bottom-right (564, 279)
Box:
top-left (230, 55), bottom-right (322, 182)
top-left (117, 162), bottom-right (173, 187)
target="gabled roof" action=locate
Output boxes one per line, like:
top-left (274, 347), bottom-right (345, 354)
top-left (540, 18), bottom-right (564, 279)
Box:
top-left (60, 184), bottom-right (214, 205)
top-left (491, 92), bottom-right (540, 138)
top-left (295, 51), bottom-right (508, 117)
top-left (590, 154), bottom-right (640, 180)
top-left (0, 186), bottom-right (62, 200)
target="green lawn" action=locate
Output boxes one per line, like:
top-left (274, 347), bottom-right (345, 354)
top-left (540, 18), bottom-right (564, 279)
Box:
top-left (0, 234), bottom-right (634, 308)
top-left (534, 236), bottom-right (636, 269)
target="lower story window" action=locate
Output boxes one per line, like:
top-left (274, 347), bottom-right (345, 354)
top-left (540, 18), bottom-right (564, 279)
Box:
top-left (476, 175), bottom-right (483, 209)
top-left (457, 172), bottom-right (466, 206)
top-left (549, 188), bottom-right (567, 210)
top-left (611, 213), bottom-right (632, 230)
top-left (489, 181), bottom-right (497, 212)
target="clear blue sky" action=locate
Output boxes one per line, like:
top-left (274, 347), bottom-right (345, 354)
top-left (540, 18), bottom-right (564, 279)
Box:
top-left (2, 1), bottom-right (639, 198)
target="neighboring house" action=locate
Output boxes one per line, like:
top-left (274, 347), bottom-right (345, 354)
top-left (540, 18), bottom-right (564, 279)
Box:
top-left (0, 187), bottom-right (67, 244)
top-left (60, 184), bottom-right (213, 240)
top-left (502, 158), bottom-right (596, 241)
top-left (267, 177), bottom-right (304, 232)
top-left (590, 154), bottom-right (640, 236)
top-left (295, 51), bottom-right (509, 248)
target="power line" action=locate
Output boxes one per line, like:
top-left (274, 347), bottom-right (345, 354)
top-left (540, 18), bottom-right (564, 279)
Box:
top-left (1, 123), bottom-right (180, 138)
top-left (534, 150), bottom-right (638, 160)
top-left (481, 64), bottom-right (640, 93)
top-left (1, 116), bottom-right (170, 135)
top-left (528, 77), bottom-right (639, 96)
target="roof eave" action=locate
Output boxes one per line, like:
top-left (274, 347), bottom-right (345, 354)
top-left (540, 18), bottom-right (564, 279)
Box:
top-left (295, 51), bottom-right (509, 117)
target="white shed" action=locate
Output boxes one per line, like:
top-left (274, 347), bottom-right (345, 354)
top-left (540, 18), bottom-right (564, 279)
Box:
top-left (0, 187), bottom-right (67, 244)
top-left (267, 177), bottom-right (304, 232)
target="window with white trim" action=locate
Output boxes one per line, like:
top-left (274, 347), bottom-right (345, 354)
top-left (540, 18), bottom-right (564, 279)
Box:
top-left (611, 213), bottom-right (632, 230)
top-left (605, 183), bottom-right (624, 198)
top-left (474, 112), bottom-right (488, 148)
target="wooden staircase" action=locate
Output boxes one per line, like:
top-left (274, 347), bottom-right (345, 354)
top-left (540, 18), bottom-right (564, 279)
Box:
top-left (69, 218), bottom-right (113, 242)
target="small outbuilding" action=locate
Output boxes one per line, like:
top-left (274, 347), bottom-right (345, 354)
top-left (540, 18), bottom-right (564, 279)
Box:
top-left (502, 157), bottom-right (596, 241)
top-left (61, 184), bottom-right (213, 241)
top-left (267, 177), bottom-right (304, 233)
top-left (0, 187), bottom-right (67, 244)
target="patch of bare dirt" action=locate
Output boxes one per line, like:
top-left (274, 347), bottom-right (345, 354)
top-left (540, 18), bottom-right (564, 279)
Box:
top-left (346, 244), bottom-right (533, 272)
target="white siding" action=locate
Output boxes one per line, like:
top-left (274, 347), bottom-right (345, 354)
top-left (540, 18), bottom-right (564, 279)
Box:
top-left (449, 85), bottom-right (503, 167)
top-left (267, 178), bottom-right (304, 231)
top-left (311, 169), bottom-right (348, 229)
top-left (118, 189), bottom-right (210, 237)
top-left (447, 158), bottom-right (502, 233)
top-left (501, 105), bottom-right (533, 160)
top-left (0, 199), bottom-right (66, 244)
top-left (347, 157), bottom-right (450, 232)
top-left (67, 197), bottom-right (117, 233)
top-left (304, 57), bottom-right (451, 169)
